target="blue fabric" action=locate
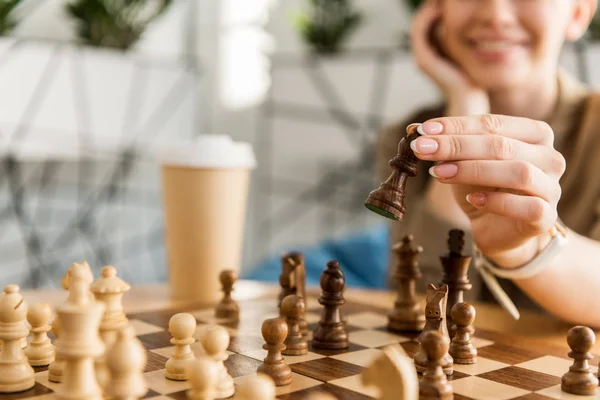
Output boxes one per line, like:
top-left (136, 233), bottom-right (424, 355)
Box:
top-left (244, 224), bottom-right (390, 289)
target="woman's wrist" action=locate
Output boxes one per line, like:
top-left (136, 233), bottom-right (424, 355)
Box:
top-left (483, 233), bottom-right (552, 269)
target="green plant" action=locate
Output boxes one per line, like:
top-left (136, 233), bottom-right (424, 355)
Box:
top-left (293, 0), bottom-right (363, 55)
top-left (67, 0), bottom-right (173, 50)
top-left (0, 0), bottom-right (23, 34)
top-left (403, 0), bottom-right (600, 41)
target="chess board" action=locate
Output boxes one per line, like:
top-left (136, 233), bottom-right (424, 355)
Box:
top-left (4, 294), bottom-right (597, 400)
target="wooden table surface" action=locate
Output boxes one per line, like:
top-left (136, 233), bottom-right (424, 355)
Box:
top-left (20, 279), bottom-right (592, 353)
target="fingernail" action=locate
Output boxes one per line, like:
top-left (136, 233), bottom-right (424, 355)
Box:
top-left (422, 121), bottom-right (444, 134)
top-left (410, 138), bottom-right (438, 154)
top-left (429, 163), bottom-right (458, 178)
top-left (466, 192), bottom-right (487, 207)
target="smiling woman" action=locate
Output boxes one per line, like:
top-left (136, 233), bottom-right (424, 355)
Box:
top-left (377, 0), bottom-right (600, 328)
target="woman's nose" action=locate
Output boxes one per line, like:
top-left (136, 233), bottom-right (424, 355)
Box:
top-left (476, 0), bottom-right (518, 30)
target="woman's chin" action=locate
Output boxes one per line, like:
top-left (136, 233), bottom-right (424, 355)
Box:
top-left (468, 67), bottom-right (530, 91)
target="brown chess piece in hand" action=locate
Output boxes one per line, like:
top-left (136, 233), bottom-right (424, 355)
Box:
top-left (449, 302), bottom-right (477, 364)
top-left (419, 331), bottom-right (454, 400)
top-left (281, 295), bottom-right (308, 355)
top-left (215, 270), bottom-right (239, 320)
top-left (364, 123), bottom-right (420, 221)
top-left (258, 318), bottom-right (292, 386)
top-left (561, 326), bottom-right (599, 395)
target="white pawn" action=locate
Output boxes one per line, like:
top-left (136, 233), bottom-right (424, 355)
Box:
top-left (105, 326), bottom-right (148, 400)
top-left (26, 302), bottom-right (55, 367)
top-left (237, 374), bottom-right (276, 400)
top-left (187, 356), bottom-right (218, 400)
top-left (201, 326), bottom-right (235, 399)
top-left (166, 313), bottom-right (196, 380)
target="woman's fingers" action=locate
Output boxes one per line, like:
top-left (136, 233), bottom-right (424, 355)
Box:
top-left (430, 160), bottom-right (561, 204)
top-left (419, 114), bottom-right (555, 146)
top-left (466, 191), bottom-right (558, 236)
top-left (411, 134), bottom-right (566, 177)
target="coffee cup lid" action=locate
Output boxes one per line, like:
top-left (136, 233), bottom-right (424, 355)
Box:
top-left (161, 134), bottom-right (257, 169)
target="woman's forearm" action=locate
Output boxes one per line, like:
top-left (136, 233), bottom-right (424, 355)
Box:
top-left (514, 230), bottom-right (600, 328)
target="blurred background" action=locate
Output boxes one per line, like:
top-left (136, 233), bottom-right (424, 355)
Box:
top-left (0, 0), bottom-right (598, 290)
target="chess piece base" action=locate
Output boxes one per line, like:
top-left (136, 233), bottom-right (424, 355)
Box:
top-left (166, 371), bottom-right (188, 381)
top-left (420, 384), bottom-right (454, 400)
top-left (0, 362), bottom-right (35, 393)
top-left (28, 355), bottom-right (55, 367)
top-left (283, 332), bottom-right (308, 356)
top-left (215, 372), bottom-right (235, 399)
top-left (215, 385), bottom-right (235, 399)
top-left (415, 352), bottom-right (454, 376)
top-left (165, 355), bottom-right (194, 381)
top-left (48, 371), bottom-right (62, 383)
top-left (0, 377), bottom-right (34, 393)
top-left (313, 323), bottom-right (349, 350)
top-left (449, 343), bottom-right (477, 365)
top-left (282, 345), bottom-right (308, 356)
top-left (27, 339), bottom-right (55, 367)
top-left (365, 198), bottom-right (403, 221)
top-left (311, 338), bottom-right (349, 350)
top-left (215, 303), bottom-right (239, 320)
top-left (257, 361), bottom-right (292, 387)
top-left (561, 371), bottom-right (599, 395)
top-left (48, 361), bottom-right (63, 383)
top-left (452, 356), bottom-right (477, 365)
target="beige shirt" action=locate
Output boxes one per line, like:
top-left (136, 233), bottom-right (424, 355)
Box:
top-left (377, 70), bottom-right (600, 309)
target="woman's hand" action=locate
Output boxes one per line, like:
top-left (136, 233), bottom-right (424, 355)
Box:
top-left (411, 115), bottom-right (566, 268)
top-left (411, 0), bottom-right (489, 115)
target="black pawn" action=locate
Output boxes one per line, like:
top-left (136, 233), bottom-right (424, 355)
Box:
top-left (312, 261), bottom-right (349, 350)
top-left (257, 318), bottom-right (292, 386)
top-left (449, 302), bottom-right (477, 364)
top-left (215, 270), bottom-right (239, 320)
top-left (561, 326), bottom-right (598, 395)
top-left (419, 331), bottom-right (453, 400)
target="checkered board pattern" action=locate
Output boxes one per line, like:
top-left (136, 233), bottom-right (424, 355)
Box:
top-left (3, 295), bottom-right (598, 399)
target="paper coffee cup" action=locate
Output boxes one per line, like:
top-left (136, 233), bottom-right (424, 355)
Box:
top-left (160, 135), bottom-right (256, 304)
